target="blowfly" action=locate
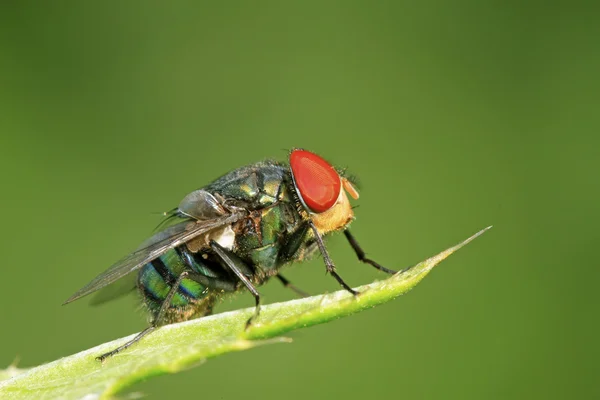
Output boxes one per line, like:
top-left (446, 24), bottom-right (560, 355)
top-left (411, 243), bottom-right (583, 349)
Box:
top-left (64, 149), bottom-right (396, 361)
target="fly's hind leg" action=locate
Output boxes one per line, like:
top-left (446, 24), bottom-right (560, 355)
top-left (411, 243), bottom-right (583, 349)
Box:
top-left (96, 271), bottom-right (191, 362)
top-left (209, 240), bottom-right (261, 329)
top-left (96, 326), bottom-right (156, 363)
top-left (344, 230), bottom-right (397, 274)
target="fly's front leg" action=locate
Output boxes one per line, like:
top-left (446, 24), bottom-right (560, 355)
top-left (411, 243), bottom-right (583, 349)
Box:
top-left (96, 271), bottom-right (190, 362)
top-left (210, 240), bottom-right (262, 329)
top-left (309, 222), bottom-right (358, 295)
top-left (344, 230), bottom-right (397, 274)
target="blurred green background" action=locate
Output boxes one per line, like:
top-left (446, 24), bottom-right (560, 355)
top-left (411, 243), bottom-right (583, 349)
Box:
top-left (1, 2), bottom-right (598, 399)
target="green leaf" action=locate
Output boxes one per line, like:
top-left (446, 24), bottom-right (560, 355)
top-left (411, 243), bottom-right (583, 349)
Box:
top-left (0, 227), bottom-right (491, 400)
top-left (0, 361), bottom-right (28, 384)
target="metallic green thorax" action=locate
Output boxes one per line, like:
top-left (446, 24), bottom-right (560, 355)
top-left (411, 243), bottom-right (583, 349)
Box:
top-left (138, 161), bottom-right (317, 322)
top-left (208, 162), bottom-right (315, 272)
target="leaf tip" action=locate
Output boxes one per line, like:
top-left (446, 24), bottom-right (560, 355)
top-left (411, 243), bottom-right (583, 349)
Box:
top-left (414, 225), bottom-right (492, 272)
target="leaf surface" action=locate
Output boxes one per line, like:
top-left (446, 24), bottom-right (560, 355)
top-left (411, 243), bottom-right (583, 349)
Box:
top-left (0, 227), bottom-right (491, 400)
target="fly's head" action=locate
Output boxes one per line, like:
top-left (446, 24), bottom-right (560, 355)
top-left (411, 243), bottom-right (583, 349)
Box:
top-left (289, 149), bottom-right (359, 235)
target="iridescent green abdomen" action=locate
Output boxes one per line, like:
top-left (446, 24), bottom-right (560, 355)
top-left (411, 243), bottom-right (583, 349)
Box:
top-left (138, 248), bottom-right (213, 321)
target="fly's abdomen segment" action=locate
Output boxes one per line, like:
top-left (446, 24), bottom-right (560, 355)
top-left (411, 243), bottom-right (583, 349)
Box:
top-left (138, 248), bottom-right (214, 322)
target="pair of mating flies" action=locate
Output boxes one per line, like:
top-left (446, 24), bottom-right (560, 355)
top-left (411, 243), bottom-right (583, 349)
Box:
top-left (65, 149), bottom-right (396, 361)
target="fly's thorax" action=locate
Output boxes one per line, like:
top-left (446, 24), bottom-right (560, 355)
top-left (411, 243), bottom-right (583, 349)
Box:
top-left (227, 196), bottom-right (305, 273)
top-left (232, 200), bottom-right (300, 249)
top-left (169, 163), bottom-right (304, 276)
top-left (203, 161), bottom-right (288, 210)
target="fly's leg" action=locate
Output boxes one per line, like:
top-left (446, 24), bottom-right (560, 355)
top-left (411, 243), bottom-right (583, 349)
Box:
top-left (276, 274), bottom-right (309, 298)
top-left (96, 271), bottom-right (190, 362)
top-left (210, 240), bottom-right (261, 329)
top-left (96, 326), bottom-right (156, 363)
top-left (344, 230), bottom-right (397, 274)
top-left (309, 222), bottom-right (358, 295)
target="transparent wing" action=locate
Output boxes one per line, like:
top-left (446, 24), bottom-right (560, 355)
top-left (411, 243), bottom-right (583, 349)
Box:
top-left (88, 273), bottom-right (137, 306)
top-left (63, 211), bottom-right (245, 304)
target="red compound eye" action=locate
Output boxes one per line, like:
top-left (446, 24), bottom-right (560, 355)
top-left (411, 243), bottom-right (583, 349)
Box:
top-left (290, 149), bottom-right (341, 213)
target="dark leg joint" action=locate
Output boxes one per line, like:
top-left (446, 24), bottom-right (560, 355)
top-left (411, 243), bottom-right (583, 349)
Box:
top-left (344, 230), bottom-right (397, 274)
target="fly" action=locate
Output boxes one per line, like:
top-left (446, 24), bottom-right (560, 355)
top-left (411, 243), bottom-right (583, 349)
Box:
top-left (64, 148), bottom-right (396, 361)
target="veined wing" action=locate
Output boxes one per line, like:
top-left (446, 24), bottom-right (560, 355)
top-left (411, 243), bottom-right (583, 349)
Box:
top-left (63, 211), bottom-right (245, 304)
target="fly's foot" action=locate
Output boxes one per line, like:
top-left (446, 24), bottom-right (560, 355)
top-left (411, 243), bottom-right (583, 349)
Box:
top-left (96, 349), bottom-right (118, 363)
top-left (94, 326), bottom-right (156, 362)
top-left (244, 306), bottom-right (261, 330)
